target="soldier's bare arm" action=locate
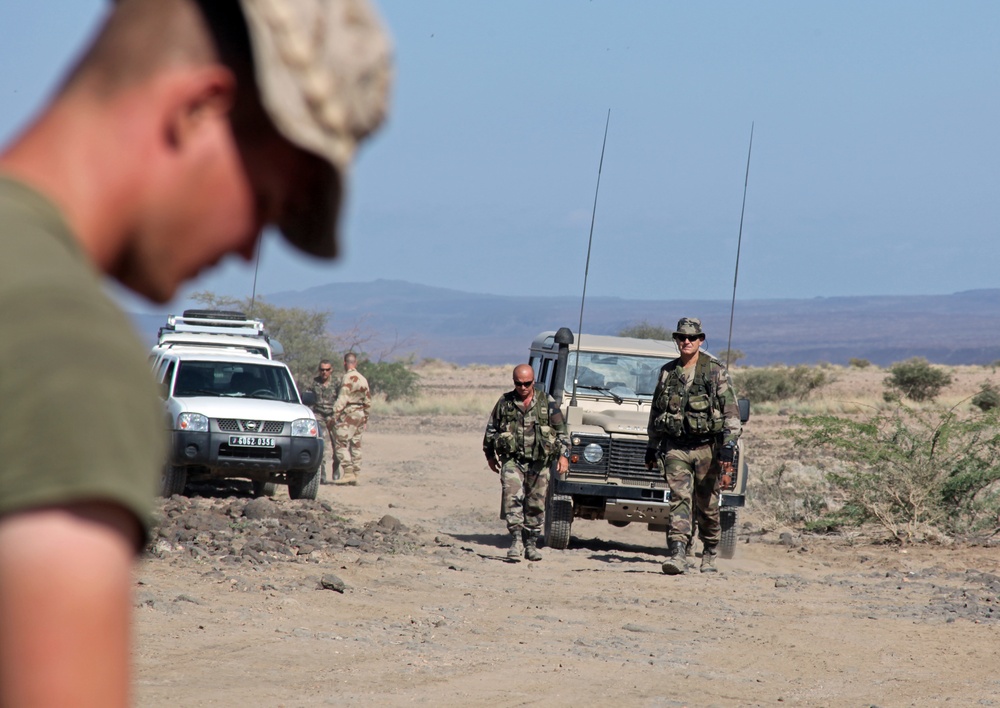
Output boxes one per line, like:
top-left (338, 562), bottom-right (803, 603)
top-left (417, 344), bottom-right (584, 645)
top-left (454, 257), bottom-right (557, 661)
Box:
top-left (0, 503), bottom-right (139, 707)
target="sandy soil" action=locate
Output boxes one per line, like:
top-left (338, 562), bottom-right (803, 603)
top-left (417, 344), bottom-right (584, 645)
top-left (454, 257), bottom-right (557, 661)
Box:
top-left (135, 366), bottom-right (1000, 707)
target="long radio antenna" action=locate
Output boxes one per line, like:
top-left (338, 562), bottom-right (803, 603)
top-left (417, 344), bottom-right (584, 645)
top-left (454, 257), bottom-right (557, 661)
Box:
top-left (249, 236), bottom-right (263, 318)
top-left (725, 122), bottom-right (754, 370)
top-left (570, 109), bottom-right (611, 407)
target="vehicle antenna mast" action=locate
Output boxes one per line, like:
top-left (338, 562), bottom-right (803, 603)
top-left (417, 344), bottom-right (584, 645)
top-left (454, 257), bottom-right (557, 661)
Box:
top-left (249, 238), bottom-right (263, 318)
top-left (570, 109), bottom-right (611, 407)
top-left (725, 122), bottom-right (754, 371)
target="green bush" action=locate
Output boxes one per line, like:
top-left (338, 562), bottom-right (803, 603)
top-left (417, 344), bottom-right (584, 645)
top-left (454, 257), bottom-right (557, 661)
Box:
top-left (618, 321), bottom-right (672, 340)
top-left (733, 366), bottom-right (830, 403)
top-left (790, 406), bottom-right (1000, 541)
top-left (883, 357), bottom-right (952, 402)
top-left (716, 348), bottom-right (746, 366)
top-left (358, 358), bottom-right (420, 402)
top-left (972, 383), bottom-right (1000, 412)
top-left (848, 358), bottom-right (871, 369)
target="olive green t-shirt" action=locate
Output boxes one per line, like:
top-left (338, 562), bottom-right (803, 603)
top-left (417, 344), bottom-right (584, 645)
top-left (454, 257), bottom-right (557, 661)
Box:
top-left (0, 175), bottom-right (164, 545)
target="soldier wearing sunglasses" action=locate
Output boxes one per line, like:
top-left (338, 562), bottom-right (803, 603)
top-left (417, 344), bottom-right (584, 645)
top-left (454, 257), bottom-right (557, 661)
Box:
top-left (483, 365), bottom-right (570, 561)
top-left (645, 318), bottom-right (742, 575)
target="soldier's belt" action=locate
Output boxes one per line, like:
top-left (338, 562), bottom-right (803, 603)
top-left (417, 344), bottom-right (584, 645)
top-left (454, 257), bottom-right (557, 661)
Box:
top-left (661, 436), bottom-right (715, 449)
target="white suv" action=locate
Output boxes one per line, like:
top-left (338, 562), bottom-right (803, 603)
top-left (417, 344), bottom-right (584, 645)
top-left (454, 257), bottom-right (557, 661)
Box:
top-left (153, 349), bottom-right (322, 499)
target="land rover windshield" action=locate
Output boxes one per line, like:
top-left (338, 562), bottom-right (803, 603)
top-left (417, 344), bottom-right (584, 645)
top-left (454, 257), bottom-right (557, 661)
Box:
top-left (565, 351), bottom-right (672, 400)
top-left (172, 361), bottom-right (300, 402)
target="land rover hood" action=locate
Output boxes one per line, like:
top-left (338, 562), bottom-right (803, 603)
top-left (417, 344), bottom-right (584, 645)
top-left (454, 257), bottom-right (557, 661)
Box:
top-left (580, 409), bottom-right (650, 434)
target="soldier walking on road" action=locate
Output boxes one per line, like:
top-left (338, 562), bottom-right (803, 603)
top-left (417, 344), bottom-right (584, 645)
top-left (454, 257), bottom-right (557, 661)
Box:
top-left (309, 359), bottom-right (340, 484)
top-left (645, 318), bottom-right (742, 575)
top-left (332, 353), bottom-right (371, 486)
top-left (483, 364), bottom-right (570, 562)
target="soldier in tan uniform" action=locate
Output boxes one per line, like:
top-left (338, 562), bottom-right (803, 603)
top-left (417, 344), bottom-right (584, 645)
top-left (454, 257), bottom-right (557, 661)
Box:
top-left (308, 359), bottom-right (341, 483)
top-left (333, 352), bottom-right (372, 485)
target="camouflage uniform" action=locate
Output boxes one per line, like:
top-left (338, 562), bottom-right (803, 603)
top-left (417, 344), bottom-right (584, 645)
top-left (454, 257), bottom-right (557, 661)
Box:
top-left (483, 388), bottom-right (569, 543)
top-left (308, 375), bottom-right (340, 482)
top-left (647, 342), bottom-right (741, 559)
top-left (333, 369), bottom-right (371, 484)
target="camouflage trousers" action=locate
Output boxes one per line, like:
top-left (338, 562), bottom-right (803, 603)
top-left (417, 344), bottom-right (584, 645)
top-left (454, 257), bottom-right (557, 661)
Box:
top-left (335, 421), bottom-right (364, 480)
top-left (319, 416), bottom-right (339, 482)
top-left (499, 458), bottom-right (550, 537)
top-left (658, 441), bottom-right (721, 547)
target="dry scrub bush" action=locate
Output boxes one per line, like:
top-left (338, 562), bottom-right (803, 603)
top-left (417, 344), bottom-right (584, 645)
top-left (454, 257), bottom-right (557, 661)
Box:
top-left (733, 365), bottom-right (833, 403)
top-left (789, 406), bottom-right (1000, 542)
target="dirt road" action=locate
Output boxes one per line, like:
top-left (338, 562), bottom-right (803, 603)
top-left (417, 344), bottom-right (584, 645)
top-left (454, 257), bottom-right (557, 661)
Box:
top-left (136, 416), bottom-right (1000, 707)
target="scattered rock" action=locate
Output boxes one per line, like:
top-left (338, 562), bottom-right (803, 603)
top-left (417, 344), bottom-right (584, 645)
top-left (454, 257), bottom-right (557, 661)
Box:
top-left (321, 574), bottom-right (347, 593)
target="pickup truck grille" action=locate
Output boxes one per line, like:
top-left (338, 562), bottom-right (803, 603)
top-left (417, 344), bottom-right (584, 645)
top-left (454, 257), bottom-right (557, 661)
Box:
top-left (217, 419), bottom-right (285, 434)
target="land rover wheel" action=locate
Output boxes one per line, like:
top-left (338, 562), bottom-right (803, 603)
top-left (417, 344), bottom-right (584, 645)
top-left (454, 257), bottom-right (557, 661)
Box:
top-left (545, 493), bottom-right (573, 550)
top-left (252, 480), bottom-right (277, 498)
top-left (161, 465), bottom-right (187, 497)
top-left (720, 508), bottom-right (738, 559)
top-left (288, 467), bottom-right (319, 500)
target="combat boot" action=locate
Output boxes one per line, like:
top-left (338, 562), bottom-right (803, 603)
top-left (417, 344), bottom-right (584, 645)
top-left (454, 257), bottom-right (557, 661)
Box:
top-left (700, 545), bottom-right (718, 574)
top-left (524, 534), bottom-right (542, 562)
top-left (661, 541), bottom-right (688, 575)
top-left (507, 531), bottom-right (524, 561)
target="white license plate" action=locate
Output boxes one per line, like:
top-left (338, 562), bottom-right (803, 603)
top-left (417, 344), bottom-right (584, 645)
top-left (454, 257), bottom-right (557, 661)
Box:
top-left (229, 436), bottom-right (275, 448)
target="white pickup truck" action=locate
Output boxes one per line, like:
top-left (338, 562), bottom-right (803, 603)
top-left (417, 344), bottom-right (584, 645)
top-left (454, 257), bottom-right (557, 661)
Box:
top-left (151, 312), bottom-right (322, 499)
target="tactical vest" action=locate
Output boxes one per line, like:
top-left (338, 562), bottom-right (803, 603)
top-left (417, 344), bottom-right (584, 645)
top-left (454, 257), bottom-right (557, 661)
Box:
top-left (652, 355), bottom-right (725, 440)
top-left (493, 388), bottom-right (559, 461)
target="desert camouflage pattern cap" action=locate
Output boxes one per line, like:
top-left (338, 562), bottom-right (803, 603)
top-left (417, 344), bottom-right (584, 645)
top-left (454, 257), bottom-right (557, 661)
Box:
top-left (240, 0), bottom-right (393, 258)
top-left (673, 317), bottom-right (705, 339)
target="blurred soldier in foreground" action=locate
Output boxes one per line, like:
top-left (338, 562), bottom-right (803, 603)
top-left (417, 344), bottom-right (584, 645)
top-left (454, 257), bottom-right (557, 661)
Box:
top-left (332, 352), bottom-right (371, 485)
top-left (645, 318), bottom-right (742, 575)
top-left (0, 0), bottom-right (391, 704)
top-left (483, 364), bottom-right (570, 561)
top-left (309, 359), bottom-right (341, 484)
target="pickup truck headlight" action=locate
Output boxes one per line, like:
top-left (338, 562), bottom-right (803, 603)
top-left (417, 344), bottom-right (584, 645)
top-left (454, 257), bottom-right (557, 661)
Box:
top-left (291, 418), bottom-right (318, 437)
top-left (583, 443), bottom-right (604, 463)
top-left (177, 412), bottom-right (208, 432)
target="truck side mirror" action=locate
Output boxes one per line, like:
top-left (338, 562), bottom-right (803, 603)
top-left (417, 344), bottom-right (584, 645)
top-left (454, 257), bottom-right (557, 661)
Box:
top-left (301, 391), bottom-right (317, 407)
top-left (738, 398), bottom-right (751, 423)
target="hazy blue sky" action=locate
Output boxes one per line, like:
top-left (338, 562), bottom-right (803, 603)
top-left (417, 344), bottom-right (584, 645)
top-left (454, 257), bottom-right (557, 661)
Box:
top-left (2, 1), bottom-right (998, 309)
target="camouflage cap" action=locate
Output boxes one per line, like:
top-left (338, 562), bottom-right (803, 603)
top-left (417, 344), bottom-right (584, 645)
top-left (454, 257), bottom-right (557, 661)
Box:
top-left (239, 0), bottom-right (393, 258)
top-left (673, 317), bottom-right (705, 339)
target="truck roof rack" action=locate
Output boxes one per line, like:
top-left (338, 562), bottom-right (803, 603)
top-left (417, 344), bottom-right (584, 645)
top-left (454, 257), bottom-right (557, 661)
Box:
top-left (159, 310), bottom-right (266, 339)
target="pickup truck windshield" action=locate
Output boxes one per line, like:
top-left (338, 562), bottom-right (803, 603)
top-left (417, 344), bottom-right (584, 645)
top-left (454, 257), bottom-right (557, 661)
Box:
top-left (565, 351), bottom-right (674, 399)
top-left (173, 361), bottom-right (299, 402)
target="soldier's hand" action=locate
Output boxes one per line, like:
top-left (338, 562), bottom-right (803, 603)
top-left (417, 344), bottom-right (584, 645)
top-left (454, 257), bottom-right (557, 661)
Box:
top-left (557, 455), bottom-right (569, 477)
top-left (644, 448), bottom-right (657, 470)
top-left (486, 457), bottom-right (499, 474)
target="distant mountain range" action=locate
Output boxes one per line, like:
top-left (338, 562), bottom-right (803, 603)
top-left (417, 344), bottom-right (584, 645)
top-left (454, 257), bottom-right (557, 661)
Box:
top-left (132, 281), bottom-right (1000, 367)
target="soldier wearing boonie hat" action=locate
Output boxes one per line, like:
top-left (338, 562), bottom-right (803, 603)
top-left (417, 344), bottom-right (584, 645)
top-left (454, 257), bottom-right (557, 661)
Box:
top-left (645, 317), bottom-right (742, 576)
top-left (0, 0), bottom-right (391, 703)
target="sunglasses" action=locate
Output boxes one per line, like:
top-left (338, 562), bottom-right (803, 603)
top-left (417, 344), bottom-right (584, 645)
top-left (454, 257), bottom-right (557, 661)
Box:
top-left (513, 380), bottom-right (534, 388)
top-left (674, 335), bottom-right (702, 343)
top-left (319, 367), bottom-right (333, 372)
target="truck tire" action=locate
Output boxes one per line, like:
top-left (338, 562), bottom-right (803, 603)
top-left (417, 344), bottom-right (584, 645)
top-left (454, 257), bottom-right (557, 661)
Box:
top-left (288, 467), bottom-right (319, 500)
top-left (252, 480), bottom-right (277, 498)
top-left (545, 493), bottom-right (573, 550)
top-left (719, 508), bottom-right (738, 559)
top-left (161, 465), bottom-right (187, 497)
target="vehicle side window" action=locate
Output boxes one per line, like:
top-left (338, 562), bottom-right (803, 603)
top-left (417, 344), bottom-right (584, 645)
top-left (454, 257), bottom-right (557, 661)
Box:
top-left (160, 361), bottom-right (175, 397)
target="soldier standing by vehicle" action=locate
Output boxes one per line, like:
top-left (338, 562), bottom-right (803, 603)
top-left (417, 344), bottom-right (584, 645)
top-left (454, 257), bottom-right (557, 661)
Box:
top-left (483, 364), bottom-right (570, 562)
top-left (645, 318), bottom-right (742, 575)
top-left (309, 359), bottom-right (340, 484)
top-left (332, 352), bottom-right (371, 486)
